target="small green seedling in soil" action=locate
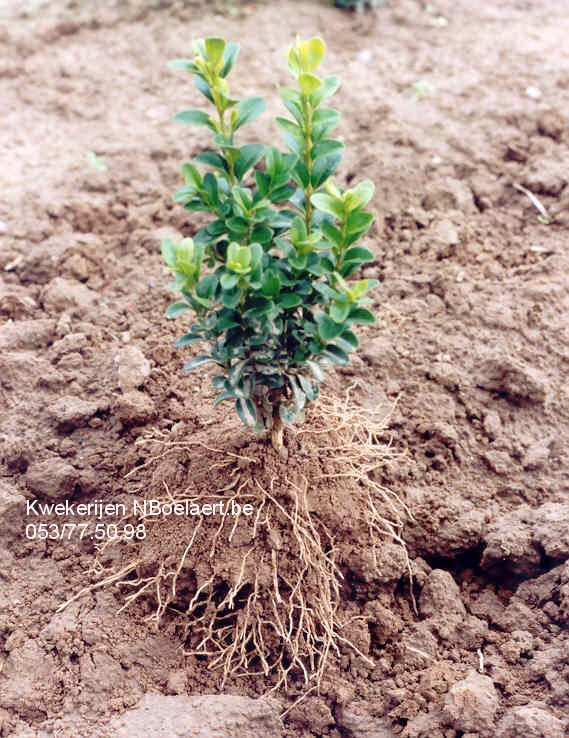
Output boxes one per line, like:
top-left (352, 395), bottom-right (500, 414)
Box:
top-left (162, 36), bottom-right (377, 454)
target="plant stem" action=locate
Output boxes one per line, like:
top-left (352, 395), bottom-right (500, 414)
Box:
top-left (303, 96), bottom-right (314, 234)
top-left (271, 408), bottom-right (286, 457)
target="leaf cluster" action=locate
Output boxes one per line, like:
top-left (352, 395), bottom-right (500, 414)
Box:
top-left (163, 36), bottom-right (377, 434)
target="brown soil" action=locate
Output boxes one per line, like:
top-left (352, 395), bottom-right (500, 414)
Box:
top-left (1, 0), bottom-right (569, 736)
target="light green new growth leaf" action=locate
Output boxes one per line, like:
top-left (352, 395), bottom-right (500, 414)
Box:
top-left (299, 37), bottom-right (326, 73)
top-left (344, 180), bottom-right (375, 211)
top-left (311, 193), bottom-right (344, 220)
top-left (299, 73), bottom-right (322, 95)
top-left (205, 37), bottom-right (226, 66)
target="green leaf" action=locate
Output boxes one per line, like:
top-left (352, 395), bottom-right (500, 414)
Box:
top-left (312, 108), bottom-right (340, 141)
top-left (194, 74), bottom-right (214, 102)
top-left (205, 37), bottom-right (225, 66)
top-left (321, 221), bottom-right (343, 247)
top-left (228, 359), bottom-right (248, 386)
top-left (194, 151), bottom-right (228, 171)
top-left (299, 73), bottom-right (322, 95)
top-left (310, 75), bottom-right (340, 107)
top-left (173, 185), bottom-right (198, 204)
top-left (289, 377), bottom-right (306, 411)
top-left (322, 344), bottom-right (349, 365)
top-left (182, 162), bottom-right (202, 187)
top-left (202, 172), bottom-right (219, 206)
top-left (220, 272), bottom-right (239, 290)
top-left (280, 403), bottom-right (301, 425)
top-left (226, 216), bottom-right (249, 235)
top-left (312, 139), bottom-right (344, 160)
top-left (292, 160), bottom-right (310, 188)
top-left (330, 302), bottom-right (350, 323)
top-left (174, 109), bottom-right (214, 128)
top-left (233, 97), bottom-right (265, 131)
top-left (307, 359), bottom-right (325, 382)
top-left (220, 42), bottom-right (240, 77)
top-left (165, 301), bottom-right (191, 319)
top-left (195, 273), bottom-right (218, 299)
top-left (174, 332), bottom-right (201, 347)
top-left (297, 374), bottom-right (319, 402)
top-left (276, 117), bottom-right (303, 139)
top-left (345, 180), bottom-right (375, 211)
top-left (161, 238), bottom-right (177, 267)
top-left (251, 225), bottom-right (273, 245)
top-left (270, 184), bottom-right (296, 203)
top-left (184, 355), bottom-right (216, 372)
top-left (236, 398), bottom-right (258, 427)
top-left (281, 98), bottom-right (304, 126)
top-left (168, 59), bottom-right (199, 72)
top-left (316, 312), bottom-right (343, 341)
top-left (311, 193), bottom-right (344, 220)
top-left (345, 210), bottom-right (373, 241)
top-left (213, 390), bottom-right (235, 406)
top-left (348, 307), bottom-right (376, 325)
top-left (311, 153), bottom-right (342, 189)
top-left (299, 37), bottom-right (326, 73)
top-left (279, 293), bottom-right (302, 309)
top-left (234, 143), bottom-right (266, 181)
top-left (343, 246), bottom-right (375, 265)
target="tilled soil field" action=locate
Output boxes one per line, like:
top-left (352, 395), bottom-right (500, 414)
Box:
top-left (1, 0), bottom-right (568, 736)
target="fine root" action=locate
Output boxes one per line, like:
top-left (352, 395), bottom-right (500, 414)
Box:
top-left (58, 388), bottom-right (413, 691)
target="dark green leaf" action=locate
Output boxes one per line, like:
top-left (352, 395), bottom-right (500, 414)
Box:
top-left (330, 302), bottom-right (350, 323)
top-left (276, 117), bottom-right (303, 139)
top-left (194, 75), bottom-right (214, 102)
top-left (311, 153), bottom-right (341, 188)
top-left (348, 307), bottom-right (376, 325)
top-left (292, 160), bottom-right (310, 188)
top-left (316, 312), bottom-right (343, 340)
top-left (343, 246), bottom-right (375, 264)
top-left (322, 344), bottom-right (349, 365)
top-left (226, 216), bottom-right (249, 235)
top-left (234, 143), bottom-right (266, 181)
top-left (202, 172), bottom-right (219, 206)
top-left (174, 332), bottom-right (201, 347)
top-left (281, 98), bottom-right (304, 127)
top-left (220, 272), bottom-right (239, 290)
top-left (312, 108), bottom-right (340, 142)
top-left (195, 151), bottom-right (228, 171)
top-left (297, 373), bottom-right (319, 401)
top-left (220, 42), bottom-right (240, 77)
top-left (270, 184), bottom-right (296, 203)
top-left (312, 139), bottom-right (344, 160)
top-left (236, 398), bottom-right (258, 427)
top-left (279, 293), bottom-right (302, 309)
top-left (255, 170), bottom-right (270, 196)
top-left (213, 390), bottom-right (235, 406)
top-left (184, 355), bottom-right (216, 371)
top-left (174, 109), bottom-right (214, 128)
top-left (166, 301), bottom-right (191, 319)
top-left (234, 97), bottom-right (265, 131)
top-left (222, 287), bottom-right (242, 308)
top-left (321, 221), bottom-right (343, 247)
top-left (251, 224), bottom-right (273, 245)
top-left (196, 273), bottom-right (218, 299)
